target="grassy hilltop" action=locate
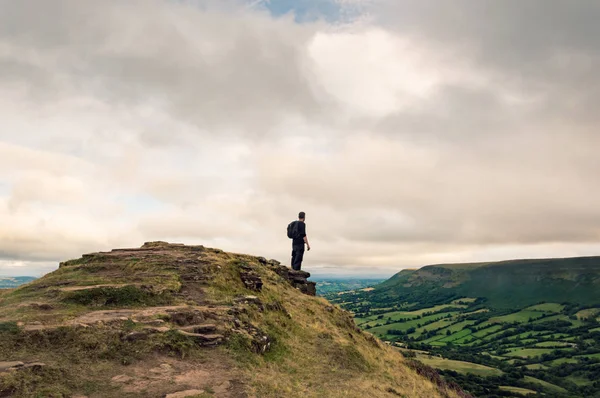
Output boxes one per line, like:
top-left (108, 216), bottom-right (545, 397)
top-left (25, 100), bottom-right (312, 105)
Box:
top-left (0, 242), bottom-right (464, 398)
top-left (329, 256), bottom-right (600, 397)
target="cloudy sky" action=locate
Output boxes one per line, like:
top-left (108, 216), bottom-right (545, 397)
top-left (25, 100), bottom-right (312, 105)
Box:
top-left (1, 0), bottom-right (600, 278)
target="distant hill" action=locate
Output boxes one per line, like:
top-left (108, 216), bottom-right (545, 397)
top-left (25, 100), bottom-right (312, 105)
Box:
top-left (0, 276), bottom-right (36, 289)
top-left (0, 242), bottom-right (464, 398)
top-left (376, 256), bottom-right (600, 309)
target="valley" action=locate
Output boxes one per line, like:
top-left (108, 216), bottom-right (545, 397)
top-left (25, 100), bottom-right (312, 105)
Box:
top-left (327, 257), bottom-right (600, 397)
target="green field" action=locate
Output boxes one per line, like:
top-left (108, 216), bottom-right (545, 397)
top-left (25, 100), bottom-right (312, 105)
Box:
top-left (328, 261), bottom-right (600, 398)
top-left (499, 386), bottom-right (537, 396)
top-left (368, 312), bottom-right (460, 336)
top-left (490, 310), bottom-right (546, 323)
top-left (505, 348), bottom-right (571, 358)
top-left (523, 376), bottom-right (568, 394)
top-left (471, 325), bottom-right (503, 338)
top-left (526, 303), bottom-right (565, 312)
top-left (414, 353), bottom-right (502, 377)
top-left (533, 341), bottom-right (574, 348)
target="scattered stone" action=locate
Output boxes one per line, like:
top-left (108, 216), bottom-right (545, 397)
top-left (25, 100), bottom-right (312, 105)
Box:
top-left (325, 306), bottom-right (335, 313)
top-left (256, 257), bottom-right (267, 265)
top-left (111, 374), bottom-right (133, 383)
top-left (165, 389), bottom-right (206, 398)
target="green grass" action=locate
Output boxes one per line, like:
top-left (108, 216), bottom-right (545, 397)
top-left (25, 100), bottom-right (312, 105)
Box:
top-left (480, 328), bottom-right (515, 342)
top-left (490, 310), bottom-right (545, 324)
top-left (576, 352), bottom-right (600, 359)
top-left (523, 376), bottom-right (568, 394)
top-left (504, 348), bottom-right (572, 359)
top-left (471, 325), bottom-right (503, 338)
top-left (545, 357), bottom-right (580, 366)
top-left (437, 328), bottom-right (473, 343)
top-left (411, 319), bottom-right (455, 337)
top-left (533, 341), bottom-right (574, 348)
top-left (525, 363), bottom-right (547, 370)
top-left (567, 375), bottom-right (593, 386)
top-left (61, 285), bottom-right (174, 307)
top-left (499, 386), bottom-right (537, 396)
top-left (525, 303), bottom-right (565, 313)
top-left (368, 312), bottom-right (460, 337)
top-left (414, 353), bottom-right (503, 377)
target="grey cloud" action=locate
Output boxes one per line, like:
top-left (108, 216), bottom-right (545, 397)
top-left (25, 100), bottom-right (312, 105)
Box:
top-left (0, 0), bottom-right (332, 138)
top-left (1, 0), bottom-right (600, 277)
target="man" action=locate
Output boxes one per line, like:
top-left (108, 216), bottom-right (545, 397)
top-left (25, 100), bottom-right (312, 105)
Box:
top-left (291, 211), bottom-right (310, 271)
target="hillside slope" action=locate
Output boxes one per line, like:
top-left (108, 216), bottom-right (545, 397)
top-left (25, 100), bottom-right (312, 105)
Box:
top-left (376, 256), bottom-right (600, 309)
top-left (0, 242), bottom-right (463, 398)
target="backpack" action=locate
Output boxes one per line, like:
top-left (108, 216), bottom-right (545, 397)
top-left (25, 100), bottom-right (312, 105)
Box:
top-left (287, 221), bottom-right (300, 239)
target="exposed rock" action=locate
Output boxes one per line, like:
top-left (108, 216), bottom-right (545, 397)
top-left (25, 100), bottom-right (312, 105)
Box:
top-left (23, 362), bottom-right (46, 371)
top-left (0, 361), bottom-right (24, 372)
top-left (165, 389), bottom-right (206, 398)
top-left (239, 263), bottom-right (263, 292)
top-left (176, 331), bottom-right (224, 346)
top-left (139, 319), bottom-right (166, 326)
top-left (267, 264), bottom-right (316, 296)
top-left (0, 361), bottom-right (45, 374)
top-left (177, 324), bottom-right (217, 333)
top-left (256, 257), bottom-right (267, 265)
top-left (111, 374), bottom-right (133, 383)
top-left (234, 295), bottom-right (262, 307)
top-left (150, 363), bottom-right (174, 374)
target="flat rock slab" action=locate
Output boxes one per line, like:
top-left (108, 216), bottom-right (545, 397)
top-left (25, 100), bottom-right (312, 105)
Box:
top-left (0, 361), bottom-right (24, 372)
top-left (59, 284), bottom-right (131, 292)
top-left (165, 390), bottom-right (206, 398)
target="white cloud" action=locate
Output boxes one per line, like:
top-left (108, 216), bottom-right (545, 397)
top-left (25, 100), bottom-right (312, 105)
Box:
top-left (0, 0), bottom-right (599, 278)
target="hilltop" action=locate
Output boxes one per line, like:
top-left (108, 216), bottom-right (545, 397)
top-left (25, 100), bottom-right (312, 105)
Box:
top-left (0, 242), bottom-right (464, 398)
top-left (376, 256), bottom-right (600, 309)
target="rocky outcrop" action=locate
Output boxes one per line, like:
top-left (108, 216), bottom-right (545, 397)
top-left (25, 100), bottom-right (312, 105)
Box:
top-left (239, 263), bottom-right (263, 292)
top-left (266, 261), bottom-right (316, 296)
top-left (241, 257), bottom-right (316, 296)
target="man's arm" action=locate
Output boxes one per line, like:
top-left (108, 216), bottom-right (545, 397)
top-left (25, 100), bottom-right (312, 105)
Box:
top-left (304, 236), bottom-right (310, 251)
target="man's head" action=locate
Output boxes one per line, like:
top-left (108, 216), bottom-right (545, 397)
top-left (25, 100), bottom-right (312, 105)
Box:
top-left (298, 211), bottom-right (305, 221)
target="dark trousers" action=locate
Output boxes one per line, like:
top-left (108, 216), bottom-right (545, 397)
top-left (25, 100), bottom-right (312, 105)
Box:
top-left (291, 244), bottom-right (305, 271)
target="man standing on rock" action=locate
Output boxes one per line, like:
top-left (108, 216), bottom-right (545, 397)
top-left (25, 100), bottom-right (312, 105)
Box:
top-left (288, 212), bottom-right (310, 271)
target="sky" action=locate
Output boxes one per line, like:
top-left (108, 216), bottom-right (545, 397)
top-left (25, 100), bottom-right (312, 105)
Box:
top-left (1, 0), bottom-right (600, 278)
